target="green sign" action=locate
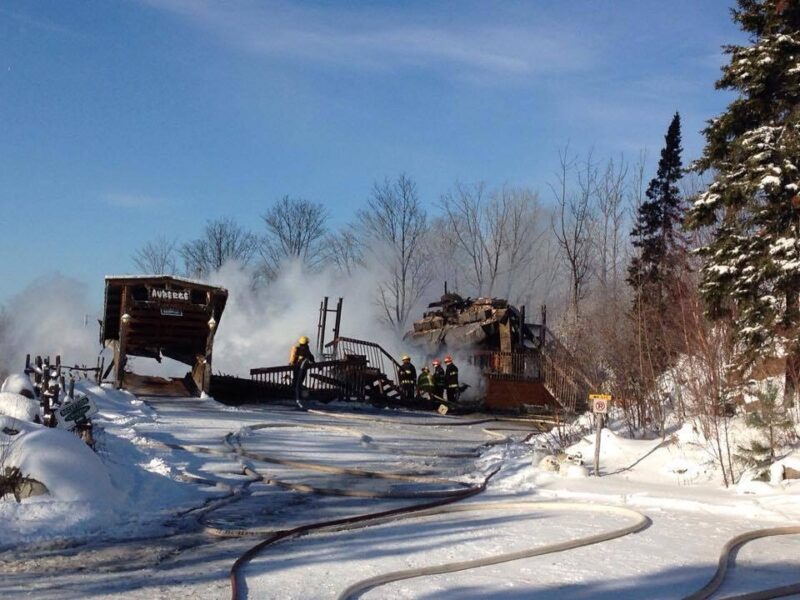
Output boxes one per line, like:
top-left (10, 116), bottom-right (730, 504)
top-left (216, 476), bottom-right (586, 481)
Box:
top-left (56, 395), bottom-right (98, 429)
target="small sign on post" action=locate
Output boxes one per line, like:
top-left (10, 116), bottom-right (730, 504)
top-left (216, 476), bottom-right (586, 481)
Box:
top-left (55, 394), bottom-right (98, 430)
top-left (592, 394), bottom-right (611, 414)
top-left (589, 393), bottom-right (612, 477)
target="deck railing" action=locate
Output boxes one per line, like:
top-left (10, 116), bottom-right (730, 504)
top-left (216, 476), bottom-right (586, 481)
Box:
top-left (325, 336), bottom-right (401, 384)
top-left (469, 351), bottom-right (541, 381)
top-left (249, 357), bottom-right (370, 401)
top-left (470, 339), bottom-right (594, 413)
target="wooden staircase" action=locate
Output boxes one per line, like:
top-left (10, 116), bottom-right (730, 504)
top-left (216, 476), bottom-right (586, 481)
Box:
top-left (325, 337), bottom-right (407, 406)
top-left (537, 328), bottom-right (595, 414)
top-left (474, 327), bottom-right (596, 415)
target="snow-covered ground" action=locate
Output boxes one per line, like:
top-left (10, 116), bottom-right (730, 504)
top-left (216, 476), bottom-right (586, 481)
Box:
top-left (1, 383), bottom-right (799, 599)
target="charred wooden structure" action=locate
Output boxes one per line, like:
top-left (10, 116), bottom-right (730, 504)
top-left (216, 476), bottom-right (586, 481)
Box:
top-left (102, 276), bottom-right (227, 395)
top-left (405, 292), bottom-right (594, 414)
top-left (226, 337), bottom-right (406, 407)
top-left (212, 296), bottom-right (426, 409)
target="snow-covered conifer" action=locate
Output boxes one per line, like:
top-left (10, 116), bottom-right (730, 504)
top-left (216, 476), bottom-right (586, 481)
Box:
top-left (628, 112), bottom-right (687, 312)
top-left (688, 0), bottom-right (800, 405)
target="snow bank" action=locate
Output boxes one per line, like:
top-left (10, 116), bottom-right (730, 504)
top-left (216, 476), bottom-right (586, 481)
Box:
top-left (4, 427), bottom-right (117, 502)
top-left (0, 391), bottom-right (40, 422)
top-left (1, 373), bottom-right (35, 397)
top-left (776, 451), bottom-right (800, 474)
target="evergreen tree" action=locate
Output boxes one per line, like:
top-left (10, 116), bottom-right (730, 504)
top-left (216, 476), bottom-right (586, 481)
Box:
top-left (627, 112), bottom-right (687, 311)
top-left (688, 0), bottom-right (800, 406)
top-left (735, 383), bottom-right (793, 477)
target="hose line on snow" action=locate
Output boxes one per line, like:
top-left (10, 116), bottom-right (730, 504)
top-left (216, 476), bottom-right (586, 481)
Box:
top-left (335, 501), bottom-right (651, 600)
top-left (228, 466), bottom-right (499, 600)
top-left (683, 525), bottom-right (800, 600)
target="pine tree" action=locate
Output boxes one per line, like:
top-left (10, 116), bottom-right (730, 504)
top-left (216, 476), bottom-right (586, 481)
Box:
top-left (688, 0), bottom-right (800, 406)
top-left (627, 112), bottom-right (687, 311)
top-left (735, 383), bottom-right (793, 477)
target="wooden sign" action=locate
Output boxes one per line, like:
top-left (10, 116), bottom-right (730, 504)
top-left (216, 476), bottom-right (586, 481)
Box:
top-left (149, 287), bottom-right (190, 302)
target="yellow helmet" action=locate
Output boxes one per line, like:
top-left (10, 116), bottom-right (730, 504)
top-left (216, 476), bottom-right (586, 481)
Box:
top-left (401, 355), bottom-right (411, 362)
top-left (298, 336), bottom-right (309, 345)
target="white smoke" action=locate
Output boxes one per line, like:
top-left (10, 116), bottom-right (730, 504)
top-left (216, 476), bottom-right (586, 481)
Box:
top-left (208, 260), bottom-right (423, 376)
top-left (0, 274), bottom-right (101, 375)
top-left (0, 263), bottom-right (460, 386)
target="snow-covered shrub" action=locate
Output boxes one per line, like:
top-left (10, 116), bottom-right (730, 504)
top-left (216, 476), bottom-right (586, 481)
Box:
top-left (1, 373), bottom-right (36, 399)
top-left (3, 425), bottom-right (116, 502)
top-left (0, 392), bottom-right (40, 423)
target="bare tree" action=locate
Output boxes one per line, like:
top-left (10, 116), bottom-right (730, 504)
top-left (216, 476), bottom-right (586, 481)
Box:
top-left (594, 156), bottom-right (629, 298)
top-left (675, 278), bottom-right (738, 486)
top-left (439, 182), bottom-right (493, 295)
top-left (358, 174), bottom-right (432, 330)
top-left (325, 227), bottom-right (362, 277)
top-left (438, 183), bottom-right (541, 299)
top-left (259, 196), bottom-right (328, 280)
top-left (517, 225), bottom-right (564, 313)
top-left (132, 236), bottom-right (178, 275)
top-left (429, 216), bottom-right (463, 293)
top-left (180, 218), bottom-right (258, 279)
top-left (550, 147), bottom-right (596, 317)
top-left (500, 186), bottom-right (544, 301)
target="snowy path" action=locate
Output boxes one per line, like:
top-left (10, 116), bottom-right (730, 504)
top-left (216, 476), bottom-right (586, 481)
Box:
top-left (2, 392), bottom-right (799, 599)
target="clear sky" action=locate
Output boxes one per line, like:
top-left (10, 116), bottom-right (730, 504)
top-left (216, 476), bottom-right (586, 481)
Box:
top-left (0, 1), bottom-right (745, 304)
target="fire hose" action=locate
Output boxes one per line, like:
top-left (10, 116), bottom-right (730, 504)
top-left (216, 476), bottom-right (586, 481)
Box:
top-left (335, 501), bottom-right (650, 600)
top-left (169, 422), bottom-right (799, 600)
top-left (683, 525), bottom-right (800, 600)
top-left (206, 417), bottom-right (652, 600)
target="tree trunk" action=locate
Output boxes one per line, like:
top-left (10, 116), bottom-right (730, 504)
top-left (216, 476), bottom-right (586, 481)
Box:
top-left (785, 291), bottom-right (799, 409)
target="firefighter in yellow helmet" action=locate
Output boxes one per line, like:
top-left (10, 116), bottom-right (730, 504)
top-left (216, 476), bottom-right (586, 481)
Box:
top-left (398, 354), bottom-right (416, 402)
top-left (289, 336), bottom-right (315, 410)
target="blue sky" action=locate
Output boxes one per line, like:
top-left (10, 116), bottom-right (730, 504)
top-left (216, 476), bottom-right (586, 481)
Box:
top-left (0, 1), bottom-right (744, 304)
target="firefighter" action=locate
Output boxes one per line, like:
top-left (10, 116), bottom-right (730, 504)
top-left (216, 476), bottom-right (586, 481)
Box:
top-left (398, 355), bottom-right (416, 402)
top-left (289, 336), bottom-right (315, 410)
top-left (444, 355), bottom-right (460, 403)
top-left (417, 366), bottom-right (434, 399)
top-left (432, 359), bottom-right (445, 400)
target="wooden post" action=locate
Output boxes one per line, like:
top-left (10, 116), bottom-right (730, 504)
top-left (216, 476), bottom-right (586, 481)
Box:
top-left (333, 297), bottom-right (343, 341)
top-left (192, 307), bottom-right (219, 395)
top-left (539, 304), bottom-right (547, 361)
top-left (317, 297), bottom-right (329, 356)
top-left (499, 315), bottom-right (512, 375)
top-left (115, 285), bottom-right (130, 389)
top-left (202, 316), bottom-right (216, 394)
top-left (593, 412), bottom-right (603, 477)
top-left (589, 395), bottom-right (610, 476)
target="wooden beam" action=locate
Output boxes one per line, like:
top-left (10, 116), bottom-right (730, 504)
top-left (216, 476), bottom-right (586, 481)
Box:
top-left (115, 285), bottom-right (130, 389)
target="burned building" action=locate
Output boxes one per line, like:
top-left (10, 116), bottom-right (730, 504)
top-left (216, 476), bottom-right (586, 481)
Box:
top-left (405, 293), bottom-right (534, 355)
top-left (101, 276), bottom-right (227, 395)
top-left (405, 292), bottom-right (593, 414)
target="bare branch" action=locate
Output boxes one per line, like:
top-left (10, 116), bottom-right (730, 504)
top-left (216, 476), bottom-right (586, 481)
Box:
top-left (132, 236), bottom-right (178, 275)
top-left (180, 218), bottom-right (258, 279)
top-left (259, 196), bottom-right (329, 280)
top-left (357, 174), bottom-right (432, 330)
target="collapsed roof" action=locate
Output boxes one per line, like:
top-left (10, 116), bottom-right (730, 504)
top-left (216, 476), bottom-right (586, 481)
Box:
top-left (404, 293), bottom-right (535, 354)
